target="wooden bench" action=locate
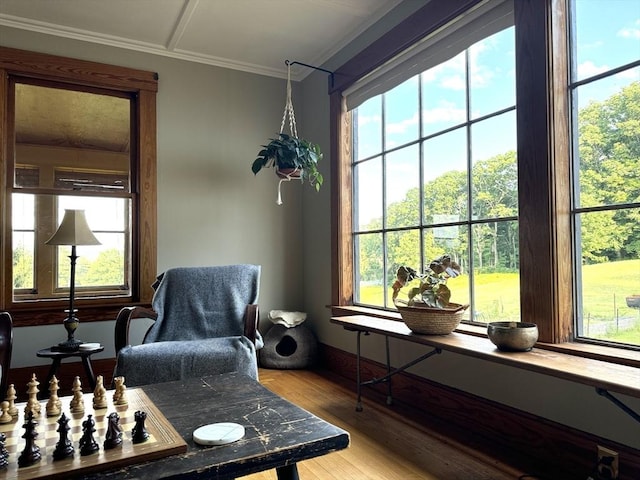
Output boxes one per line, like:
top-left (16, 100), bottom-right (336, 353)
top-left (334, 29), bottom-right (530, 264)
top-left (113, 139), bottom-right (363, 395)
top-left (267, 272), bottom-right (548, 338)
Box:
top-left (330, 314), bottom-right (640, 421)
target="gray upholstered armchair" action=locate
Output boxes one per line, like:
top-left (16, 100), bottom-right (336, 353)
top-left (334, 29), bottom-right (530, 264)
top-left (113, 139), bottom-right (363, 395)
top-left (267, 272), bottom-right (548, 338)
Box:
top-left (113, 264), bottom-right (262, 387)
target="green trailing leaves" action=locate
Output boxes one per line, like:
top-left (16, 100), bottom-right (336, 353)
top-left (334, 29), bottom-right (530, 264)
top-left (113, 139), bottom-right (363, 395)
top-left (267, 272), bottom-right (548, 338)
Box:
top-left (391, 254), bottom-right (461, 308)
top-left (252, 133), bottom-right (323, 191)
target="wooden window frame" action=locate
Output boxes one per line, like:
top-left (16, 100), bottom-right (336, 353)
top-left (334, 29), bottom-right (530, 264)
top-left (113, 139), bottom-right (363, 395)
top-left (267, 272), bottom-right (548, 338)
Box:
top-left (0, 46), bottom-right (157, 327)
top-left (329, 0), bottom-right (639, 365)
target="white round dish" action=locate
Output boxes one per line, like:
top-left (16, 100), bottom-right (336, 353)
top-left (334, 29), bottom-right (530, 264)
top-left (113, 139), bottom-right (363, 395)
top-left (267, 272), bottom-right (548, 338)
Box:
top-left (193, 422), bottom-right (245, 446)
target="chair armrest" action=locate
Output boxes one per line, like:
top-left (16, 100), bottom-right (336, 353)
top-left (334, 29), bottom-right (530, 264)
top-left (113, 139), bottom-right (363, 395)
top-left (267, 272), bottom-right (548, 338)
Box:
top-left (114, 306), bottom-right (158, 355)
top-left (244, 304), bottom-right (259, 345)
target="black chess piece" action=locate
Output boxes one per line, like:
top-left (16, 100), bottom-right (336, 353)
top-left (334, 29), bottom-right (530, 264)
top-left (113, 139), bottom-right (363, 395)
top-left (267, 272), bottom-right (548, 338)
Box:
top-left (79, 414), bottom-right (100, 456)
top-left (103, 412), bottom-right (123, 450)
top-left (132, 410), bottom-right (149, 444)
top-left (18, 411), bottom-right (41, 468)
top-left (0, 432), bottom-right (9, 469)
top-left (53, 413), bottom-right (75, 461)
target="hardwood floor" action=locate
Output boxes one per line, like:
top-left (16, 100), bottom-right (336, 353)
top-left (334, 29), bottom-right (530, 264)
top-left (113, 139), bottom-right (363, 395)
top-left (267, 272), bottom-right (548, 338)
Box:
top-left (246, 368), bottom-right (526, 480)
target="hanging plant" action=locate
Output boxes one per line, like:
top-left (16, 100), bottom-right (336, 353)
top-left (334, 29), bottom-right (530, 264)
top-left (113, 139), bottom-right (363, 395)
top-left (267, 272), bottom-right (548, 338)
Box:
top-left (252, 133), bottom-right (323, 189)
top-left (251, 63), bottom-right (323, 204)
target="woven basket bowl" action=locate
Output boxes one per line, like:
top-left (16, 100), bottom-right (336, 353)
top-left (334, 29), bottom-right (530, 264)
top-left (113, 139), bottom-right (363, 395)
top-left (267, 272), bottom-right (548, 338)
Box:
top-left (397, 303), bottom-right (469, 335)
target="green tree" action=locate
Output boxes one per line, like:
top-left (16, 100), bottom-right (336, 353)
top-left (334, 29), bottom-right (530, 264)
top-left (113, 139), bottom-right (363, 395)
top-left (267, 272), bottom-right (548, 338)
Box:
top-left (13, 245), bottom-right (33, 289)
top-left (78, 249), bottom-right (125, 286)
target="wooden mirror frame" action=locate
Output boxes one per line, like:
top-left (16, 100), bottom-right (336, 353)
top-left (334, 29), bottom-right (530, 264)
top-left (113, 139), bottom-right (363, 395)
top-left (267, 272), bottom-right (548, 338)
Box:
top-left (0, 46), bottom-right (158, 327)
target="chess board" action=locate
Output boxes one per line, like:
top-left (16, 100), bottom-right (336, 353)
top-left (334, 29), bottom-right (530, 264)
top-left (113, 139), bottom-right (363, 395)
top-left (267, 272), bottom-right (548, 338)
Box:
top-left (0, 387), bottom-right (187, 479)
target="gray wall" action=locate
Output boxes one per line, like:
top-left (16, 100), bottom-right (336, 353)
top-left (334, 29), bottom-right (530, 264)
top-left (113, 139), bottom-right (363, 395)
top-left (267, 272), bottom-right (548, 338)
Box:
top-left (1, 26), bottom-right (304, 367)
top-left (2, 0), bottom-right (639, 453)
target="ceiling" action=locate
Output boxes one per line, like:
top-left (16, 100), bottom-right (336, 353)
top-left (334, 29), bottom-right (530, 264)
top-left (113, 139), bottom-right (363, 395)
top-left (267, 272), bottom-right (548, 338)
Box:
top-left (0, 0), bottom-right (403, 81)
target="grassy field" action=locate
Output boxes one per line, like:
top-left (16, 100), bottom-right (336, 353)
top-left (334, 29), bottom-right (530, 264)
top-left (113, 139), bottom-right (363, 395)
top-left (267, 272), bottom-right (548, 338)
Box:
top-left (358, 259), bottom-right (640, 345)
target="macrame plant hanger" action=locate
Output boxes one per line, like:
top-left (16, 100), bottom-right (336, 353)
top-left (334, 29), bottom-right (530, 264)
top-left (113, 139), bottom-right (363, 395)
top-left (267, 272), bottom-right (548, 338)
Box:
top-left (275, 62), bottom-right (302, 205)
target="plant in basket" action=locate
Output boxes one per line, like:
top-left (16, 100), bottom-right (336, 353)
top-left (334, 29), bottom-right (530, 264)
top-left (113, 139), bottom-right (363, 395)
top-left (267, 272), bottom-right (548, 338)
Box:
top-left (391, 254), bottom-right (468, 334)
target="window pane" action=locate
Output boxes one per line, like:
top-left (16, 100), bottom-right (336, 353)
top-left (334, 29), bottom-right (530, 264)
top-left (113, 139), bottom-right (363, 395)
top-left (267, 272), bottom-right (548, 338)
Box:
top-left (12, 193), bottom-right (35, 290)
top-left (422, 52), bottom-right (467, 137)
top-left (471, 111), bottom-right (518, 221)
top-left (55, 196), bottom-right (129, 291)
top-left (13, 231), bottom-right (34, 290)
top-left (384, 76), bottom-right (419, 149)
top-left (423, 226), bottom-right (470, 311)
top-left (355, 157), bottom-right (382, 231)
top-left (575, 209), bottom-right (640, 346)
top-left (385, 144), bottom-right (420, 229)
top-left (469, 27), bottom-right (516, 119)
top-left (355, 96), bottom-right (382, 160)
top-left (355, 232), bottom-right (384, 307)
top-left (572, 0), bottom-right (640, 83)
top-left (423, 128), bottom-right (468, 224)
top-left (12, 193), bottom-right (34, 229)
top-left (14, 83), bottom-right (131, 192)
top-left (386, 230), bottom-right (420, 308)
top-left (471, 221), bottom-right (520, 323)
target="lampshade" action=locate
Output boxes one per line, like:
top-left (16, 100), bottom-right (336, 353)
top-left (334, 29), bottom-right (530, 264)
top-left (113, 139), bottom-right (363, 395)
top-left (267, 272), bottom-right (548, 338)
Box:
top-left (45, 209), bottom-right (101, 246)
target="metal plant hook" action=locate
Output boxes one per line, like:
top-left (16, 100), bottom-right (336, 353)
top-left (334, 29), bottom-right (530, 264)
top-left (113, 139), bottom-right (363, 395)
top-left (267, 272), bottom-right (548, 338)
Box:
top-left (284, 59), bottom-right (335, 89)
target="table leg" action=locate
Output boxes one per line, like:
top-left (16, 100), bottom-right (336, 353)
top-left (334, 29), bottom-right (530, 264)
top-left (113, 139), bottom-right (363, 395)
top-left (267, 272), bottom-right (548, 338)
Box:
top-left (276, 464), bottom-right (300, 480)
top-left (81, 356), bottom-right (97, 390)
top-left (46, 358), bottom-right (62, 389)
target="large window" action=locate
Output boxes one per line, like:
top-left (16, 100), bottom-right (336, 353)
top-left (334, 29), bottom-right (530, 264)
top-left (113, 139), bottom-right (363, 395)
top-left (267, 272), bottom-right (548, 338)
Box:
top-left (569, 1), bottom-right (640, 347)
top-left (352, 26), bottom-right (517, 325)
top-left (0, 47), bottom-right (158, 326)
top-left (331, 0), bottom-right (640, 355)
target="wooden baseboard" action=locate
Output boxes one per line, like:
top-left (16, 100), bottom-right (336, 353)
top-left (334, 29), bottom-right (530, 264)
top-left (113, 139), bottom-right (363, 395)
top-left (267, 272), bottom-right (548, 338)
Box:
top-left (319, 343), bottom-right (640, 480)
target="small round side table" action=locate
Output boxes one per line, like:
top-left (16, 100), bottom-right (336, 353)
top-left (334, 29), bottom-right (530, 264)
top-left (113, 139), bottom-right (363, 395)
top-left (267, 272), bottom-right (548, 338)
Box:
top-left (36, 344), bottom-right (104, 391)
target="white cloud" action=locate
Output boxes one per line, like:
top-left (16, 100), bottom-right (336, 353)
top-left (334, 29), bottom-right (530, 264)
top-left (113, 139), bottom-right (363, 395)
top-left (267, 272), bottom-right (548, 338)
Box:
top-left (618, 26), bottom-right (640, 39)
top-left (422, 52), bottom-right (465, 86)
top-left (357, 114), bottom-right (381, 126)
top-left (422, 102), bottom-right (466, 124)
top-left (386, 112), bottom-right (419, 134)
top-left (577, 60), bottom-right (609, 78)
top-left (440, 74), bottom-right (465, 90)
top-left (619, 69), bottom-right (640, 80)
top-left (617, 18), bottom-right (640, 39)
top-left (467, 39), bottom-right (497, 89)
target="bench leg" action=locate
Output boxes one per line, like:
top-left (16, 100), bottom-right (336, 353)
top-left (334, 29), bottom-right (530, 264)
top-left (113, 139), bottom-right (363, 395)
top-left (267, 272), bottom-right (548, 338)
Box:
top-left (356, 331), bottom-right (363, 412)
top-left (385, 336), bottom-right (393, 406)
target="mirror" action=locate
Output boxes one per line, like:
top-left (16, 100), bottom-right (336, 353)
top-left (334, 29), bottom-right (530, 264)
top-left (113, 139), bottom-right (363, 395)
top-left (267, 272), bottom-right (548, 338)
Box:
top-left (12, 81), bottom-right (132, 301)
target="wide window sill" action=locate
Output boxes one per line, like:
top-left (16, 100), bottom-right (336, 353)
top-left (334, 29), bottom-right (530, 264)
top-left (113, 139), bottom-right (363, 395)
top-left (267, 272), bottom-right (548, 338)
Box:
top-left (330, 305), bottom-right (640, 395)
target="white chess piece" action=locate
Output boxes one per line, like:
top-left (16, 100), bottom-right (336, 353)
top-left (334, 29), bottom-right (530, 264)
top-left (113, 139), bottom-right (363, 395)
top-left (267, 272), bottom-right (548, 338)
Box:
top-left (113, 376), bottom-right (128, 406)
top-left (46, 375), bottom-right (62, 417)
top-left (5, 384), bottom-right (17, 417)
top-left (0, 401), bottom-right (12, 423)
top-left (70, 376), bottom-right (85, 414)
top-left (24, 373), bottom-right (41, 417)
top-left (92, 375), bottom-right (107, 409)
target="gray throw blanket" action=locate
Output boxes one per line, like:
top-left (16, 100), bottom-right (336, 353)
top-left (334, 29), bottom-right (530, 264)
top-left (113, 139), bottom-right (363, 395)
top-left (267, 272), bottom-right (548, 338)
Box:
top-left (114, 264), bottom-right (262, 386)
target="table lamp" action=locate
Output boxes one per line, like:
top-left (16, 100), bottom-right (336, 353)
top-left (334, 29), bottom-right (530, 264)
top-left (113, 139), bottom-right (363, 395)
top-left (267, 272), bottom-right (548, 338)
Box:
top-left (45, 209), bottom-right (101, 351)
